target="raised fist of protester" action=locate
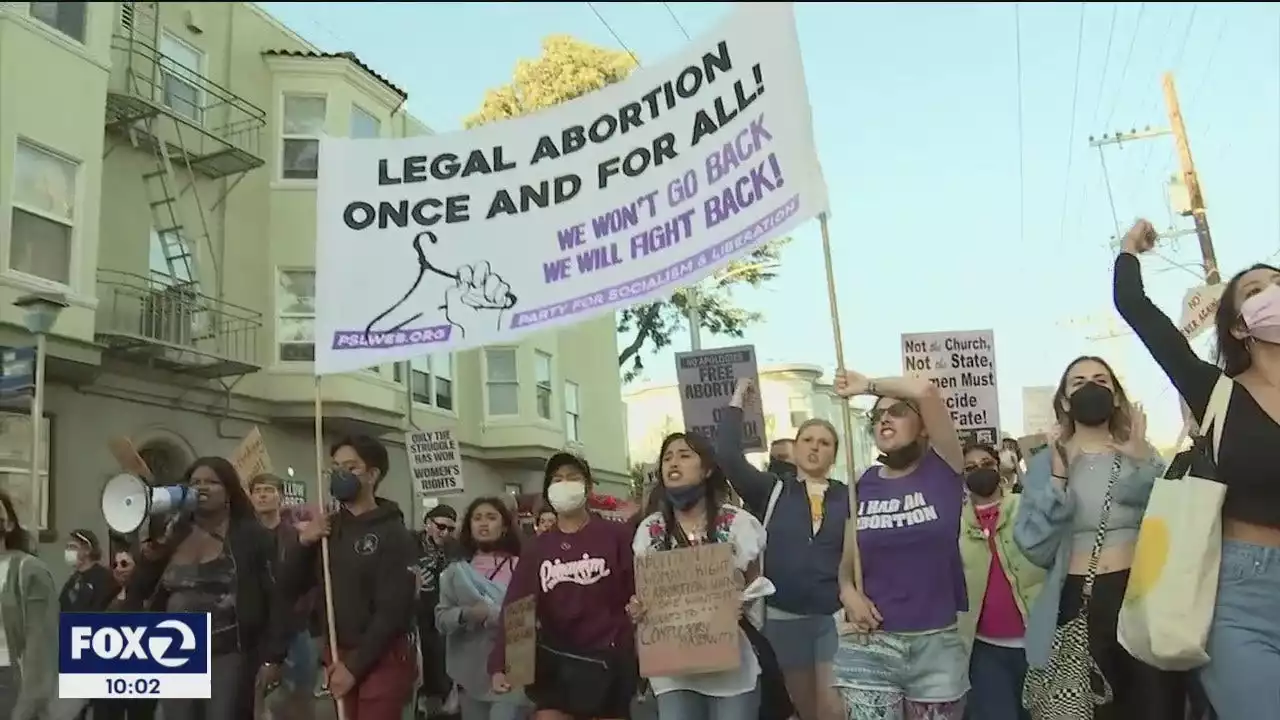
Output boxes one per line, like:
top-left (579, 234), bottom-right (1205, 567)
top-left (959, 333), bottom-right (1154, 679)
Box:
top-left (1121, 218), bottom-right (1158, 255)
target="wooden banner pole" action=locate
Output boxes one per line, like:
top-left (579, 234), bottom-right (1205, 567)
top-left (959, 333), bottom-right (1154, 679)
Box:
top-left (818, 214), bottom-right (863, 591)
top-left (314, 377), bottom-right (347, 720)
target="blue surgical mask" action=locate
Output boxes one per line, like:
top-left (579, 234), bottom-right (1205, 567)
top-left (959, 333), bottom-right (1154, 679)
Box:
top-left (665, 483), bottom-right (706, 511)
top-left (329, 469), bottom-right (361, 503)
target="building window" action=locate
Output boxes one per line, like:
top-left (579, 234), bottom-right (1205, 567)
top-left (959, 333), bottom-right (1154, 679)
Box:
top-left (535, 352), bottom-right (553, 420)
top-left (281, 95), bottom-right (325, 180)
top-left (788, 397), bottom-right (810, 429)
top-left (159, 32), bottom-right (204, 124)
top-left (564, 381), bottom-right (581, 442)
top-left (485, 348), bottom-right (518, 416)
top-left (28, 2), bottom-right (86, 42)
top-left (277, 269), bottom-right (315, 362)
top-left (0, 413), bottom-right (51, 530)
top-left (149, 228), bottom-right (195, 286)
top-left (10, 141), bottom-right (76, 286)
top-left (350, 105), bottom-right (381, 139)
top-left (394, 356), bottom-right (454, 412)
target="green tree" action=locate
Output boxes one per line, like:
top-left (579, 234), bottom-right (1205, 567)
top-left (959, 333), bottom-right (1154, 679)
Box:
top-left (467, 36), bottom-right (788, 383)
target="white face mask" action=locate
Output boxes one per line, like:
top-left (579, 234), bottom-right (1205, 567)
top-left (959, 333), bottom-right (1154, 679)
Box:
top-left (546, 480), bottom-right (587, 514)
top-left (64, 549), bottom-right (79, 566)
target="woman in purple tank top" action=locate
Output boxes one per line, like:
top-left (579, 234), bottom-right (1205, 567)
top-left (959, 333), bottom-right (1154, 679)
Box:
top-left (830, 370), bottom-right (971, 720)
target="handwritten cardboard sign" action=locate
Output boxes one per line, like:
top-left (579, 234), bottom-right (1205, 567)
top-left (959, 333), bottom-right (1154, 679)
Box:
top-left (108, 436), bottom-right (152, 481)
top-left (502, 595), bottom-right (537, 687)
top-left (229, 427), bottom-right (273, 488)
top-left (635, 543), bottom-right (740, 678)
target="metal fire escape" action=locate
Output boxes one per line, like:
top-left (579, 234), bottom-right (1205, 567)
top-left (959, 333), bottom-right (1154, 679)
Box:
top-left (99, 1), bottom-right (266, 378)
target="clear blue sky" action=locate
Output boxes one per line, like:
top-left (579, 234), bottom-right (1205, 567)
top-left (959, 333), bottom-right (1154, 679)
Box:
top-left (260, 1), bottom-right (1280, 445)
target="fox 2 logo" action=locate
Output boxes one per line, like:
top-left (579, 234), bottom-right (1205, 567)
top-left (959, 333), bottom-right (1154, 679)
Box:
top-left (60, 613), bottom-right (210, 675)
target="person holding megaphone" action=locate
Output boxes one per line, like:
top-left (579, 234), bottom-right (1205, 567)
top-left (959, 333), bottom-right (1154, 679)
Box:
top-left (125, 456), bottom-right (291, 720)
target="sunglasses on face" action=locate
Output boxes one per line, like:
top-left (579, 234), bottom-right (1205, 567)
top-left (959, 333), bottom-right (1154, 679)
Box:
top-left (432, 521), bottom-right (456, 534)
top-left (870, 402), bottom-right (915, 425)
top-left (112, 561), bottom-right (132, 570)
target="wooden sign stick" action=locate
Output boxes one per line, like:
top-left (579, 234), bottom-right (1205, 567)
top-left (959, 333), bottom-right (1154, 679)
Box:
top-left (819, 213), bottom-right (864, 591)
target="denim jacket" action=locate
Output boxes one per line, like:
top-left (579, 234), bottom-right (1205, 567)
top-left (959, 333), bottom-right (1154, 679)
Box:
top-left (1013, 448), bottom-right (1164, 668)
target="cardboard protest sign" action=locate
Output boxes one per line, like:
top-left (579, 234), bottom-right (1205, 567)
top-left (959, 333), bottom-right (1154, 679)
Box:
top-left (108, 436), bottom-right (152, 481)
top-left (502, 595), bottom-right (537, 687)
top-left (1021, 385), bottom-right (1056, 436)
top-left (1179, 283), bottom-right (1225, 340)
top-left (312, 3), bottom-right (829, 374)
top-left (675, 345), bottom-right (765, 450)
top-left (229, 427), bottom-right (273, 488)
top-left (405, 429), bottom-right (464, 499)
top-left (901, 330), bottom-right (1001, 446)
top-left (635, 543), bottom-right (740, 678)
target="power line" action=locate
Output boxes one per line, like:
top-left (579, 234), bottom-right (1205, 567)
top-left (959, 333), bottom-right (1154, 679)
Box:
top-left (1101, 2), bottom-right (1146, 130)
top-left (1057, 2), bottom-right (1088, 246)
top-left (1089, 4), bottom-right (1119, 129)
top-left (586, 2), bottom-right (640, 64)
top-left (662, 2), bottom-right (691, 41)
top-left (1131, 5), bottom-right (1199, 193)
top-left (1015, 4), bottom-right (1025, 248)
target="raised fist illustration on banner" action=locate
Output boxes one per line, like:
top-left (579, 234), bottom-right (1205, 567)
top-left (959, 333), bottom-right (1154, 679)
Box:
top-left (365, 231), bottom-right (518, 340)
top-left (444, 261), bottom-right (514, 338)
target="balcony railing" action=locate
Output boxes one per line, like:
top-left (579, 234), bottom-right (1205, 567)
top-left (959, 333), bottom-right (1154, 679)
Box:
top-left (95, 270), bottom-right (262, 379)
top-left (105, 34), bottom-right (267, 178)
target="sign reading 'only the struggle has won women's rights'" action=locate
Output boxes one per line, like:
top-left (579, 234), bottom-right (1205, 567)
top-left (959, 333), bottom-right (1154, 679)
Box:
top-left (313, 2), bottom-right (828, 375)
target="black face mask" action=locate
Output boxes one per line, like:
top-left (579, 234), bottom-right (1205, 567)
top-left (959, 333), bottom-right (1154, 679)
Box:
top-left (878, 440), bottom-right (924, 470)
top-left (965, 468), bottom-right (1002, 498)
top-left (1067, 382), bottom-right (1116, 427)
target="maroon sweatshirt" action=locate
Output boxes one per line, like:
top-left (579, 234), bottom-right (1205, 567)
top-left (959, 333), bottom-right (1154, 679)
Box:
top-left (488, 516), bottom-right (635, 674)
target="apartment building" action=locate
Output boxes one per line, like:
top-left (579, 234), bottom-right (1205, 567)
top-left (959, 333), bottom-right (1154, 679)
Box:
top-left (0, 1), bottom-right (629, 549)
top-left (624, 363), bottom-right (877, 481)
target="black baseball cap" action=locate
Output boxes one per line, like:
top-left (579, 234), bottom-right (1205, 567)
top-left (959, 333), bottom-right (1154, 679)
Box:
top-left (70, 529), bottom-right (99, 551)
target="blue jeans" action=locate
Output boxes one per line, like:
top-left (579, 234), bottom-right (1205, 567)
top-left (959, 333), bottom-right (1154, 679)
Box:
top-left (654, 687), bottom-right (760, 720)
top-left (966, 641), bottom-right (1030, 720)
top-left (459, 690), bottom-right (528, 720)
top-left (1199, 540), bottom-right (1280, 720)
top-left (283, 633), bottom-right (320, 692)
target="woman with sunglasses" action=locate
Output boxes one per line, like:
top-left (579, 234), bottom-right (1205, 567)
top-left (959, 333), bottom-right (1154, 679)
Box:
top-left (418, 506), bottom-right (460, 716)
top-left (1013, 355), bottom-right (1178, 719)
top-left (716, 378), bottom-right (849, 720)
top-left (957, 444), bottom-right (1045, 720)
top-left (831, 370), bottom-right (970, 720)
top-left (94, 547), bottom-right (158, 720)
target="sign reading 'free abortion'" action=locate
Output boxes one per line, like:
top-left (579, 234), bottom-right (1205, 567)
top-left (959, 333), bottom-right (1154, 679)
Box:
top-left (675, 345), bottom-right (765, 451)
top-left (313, 3), bottom-right (829, 375)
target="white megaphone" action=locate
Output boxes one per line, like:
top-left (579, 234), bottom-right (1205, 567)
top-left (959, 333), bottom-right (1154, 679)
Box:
top-left (100, 473), bottom-right (198, 534)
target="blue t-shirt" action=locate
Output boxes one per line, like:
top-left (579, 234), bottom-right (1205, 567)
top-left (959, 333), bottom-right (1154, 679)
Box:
top-left (855, 450), bottom-right (968, 632)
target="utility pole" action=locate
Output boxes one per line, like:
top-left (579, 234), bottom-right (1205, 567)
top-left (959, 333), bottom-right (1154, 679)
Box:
top-left (1087, 72), bottom-right (1220, 287)
top-left (686, 287), bottom-right (702, 350)
top-left (1162, 71), bottom-right (1220, 285)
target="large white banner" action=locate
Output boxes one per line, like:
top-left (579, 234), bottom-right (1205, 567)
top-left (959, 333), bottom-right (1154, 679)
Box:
top-left (314, 2), bottom-right (828, 374)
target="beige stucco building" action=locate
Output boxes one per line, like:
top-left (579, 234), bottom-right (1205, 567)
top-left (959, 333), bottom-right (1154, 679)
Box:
top-left (624, 362), bottom-right (877, 482)
top-left (0, 1), bottom-right (629, 562)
